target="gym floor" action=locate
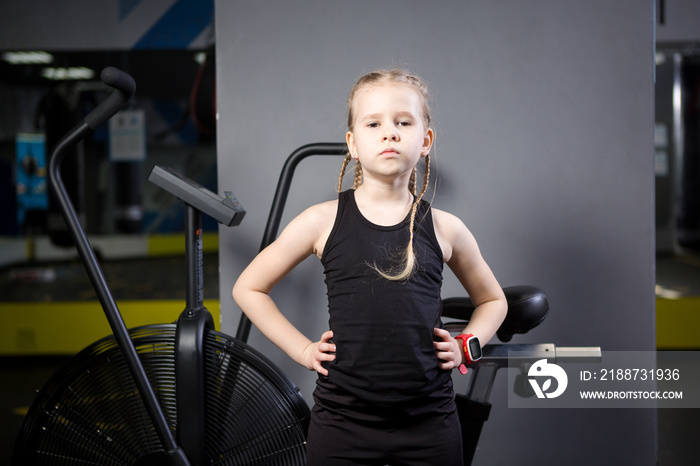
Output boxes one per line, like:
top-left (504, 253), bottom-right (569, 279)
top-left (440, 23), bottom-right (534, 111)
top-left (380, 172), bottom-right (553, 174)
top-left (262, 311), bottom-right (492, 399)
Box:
top-left (1, 252), bottom-right (699, 465)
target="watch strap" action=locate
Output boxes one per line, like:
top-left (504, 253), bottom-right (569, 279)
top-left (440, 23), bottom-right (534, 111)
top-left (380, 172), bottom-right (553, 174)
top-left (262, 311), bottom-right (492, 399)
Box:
top-left (455, 333), bottom-right (476, 374)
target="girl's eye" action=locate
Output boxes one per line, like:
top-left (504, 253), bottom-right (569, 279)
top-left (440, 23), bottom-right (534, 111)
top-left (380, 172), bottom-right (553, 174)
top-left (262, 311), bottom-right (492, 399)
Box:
top-left (398, 121), bottom-right (412, 127)
top-left (367, 122), bottom-right (379, 128)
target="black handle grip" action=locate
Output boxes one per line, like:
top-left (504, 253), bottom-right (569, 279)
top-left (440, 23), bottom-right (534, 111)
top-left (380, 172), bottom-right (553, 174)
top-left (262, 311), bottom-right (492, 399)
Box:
top-left (83, 67), bottom-right (136, 130)
top-left (101, 66), bottom-right (136, 95)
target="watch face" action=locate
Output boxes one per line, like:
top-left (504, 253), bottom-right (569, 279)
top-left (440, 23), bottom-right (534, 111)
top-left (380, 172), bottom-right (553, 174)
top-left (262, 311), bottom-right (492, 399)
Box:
top-left (468, 337), bottom-right (482, 361)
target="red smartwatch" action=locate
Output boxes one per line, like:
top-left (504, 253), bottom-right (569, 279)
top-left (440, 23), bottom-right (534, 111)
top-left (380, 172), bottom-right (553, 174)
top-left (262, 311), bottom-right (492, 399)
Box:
top-left (454, 333), bottom-right (482, 374)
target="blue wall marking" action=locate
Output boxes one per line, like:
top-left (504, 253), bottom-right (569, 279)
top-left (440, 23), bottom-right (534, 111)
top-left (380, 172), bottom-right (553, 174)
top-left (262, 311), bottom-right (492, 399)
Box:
top-left (134, 0), bottom-right (213, 49)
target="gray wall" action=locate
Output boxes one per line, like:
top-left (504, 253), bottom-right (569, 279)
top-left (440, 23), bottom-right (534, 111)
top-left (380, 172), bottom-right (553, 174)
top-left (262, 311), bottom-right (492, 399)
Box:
top-left (215, 1), bottom-right (655, 464)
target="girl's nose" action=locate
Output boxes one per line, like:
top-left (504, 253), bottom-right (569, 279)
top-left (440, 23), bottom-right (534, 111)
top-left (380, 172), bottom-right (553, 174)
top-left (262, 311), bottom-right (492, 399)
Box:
top-left (383, 127), bottom-right (399, 141)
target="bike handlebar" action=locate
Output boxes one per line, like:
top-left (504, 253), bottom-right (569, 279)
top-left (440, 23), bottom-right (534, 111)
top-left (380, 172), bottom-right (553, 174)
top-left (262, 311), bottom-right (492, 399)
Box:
top-left (83, 67), bottom-right (136, 130)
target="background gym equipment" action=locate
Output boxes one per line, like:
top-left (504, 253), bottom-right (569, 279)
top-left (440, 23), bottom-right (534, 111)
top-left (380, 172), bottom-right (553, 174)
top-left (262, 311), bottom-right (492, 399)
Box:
top-left (12, 68), bottom-right (310, 466)
top-left (442, 289), bottom-right (601, 464)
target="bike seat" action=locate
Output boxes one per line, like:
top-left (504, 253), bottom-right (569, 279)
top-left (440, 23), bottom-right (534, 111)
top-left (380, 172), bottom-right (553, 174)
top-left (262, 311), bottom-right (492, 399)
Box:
top-left (442, 286), bottom-right (549, 342)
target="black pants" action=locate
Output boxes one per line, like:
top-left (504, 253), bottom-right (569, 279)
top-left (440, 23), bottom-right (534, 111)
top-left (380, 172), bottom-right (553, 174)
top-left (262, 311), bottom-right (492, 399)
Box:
top-left (306, 378), bottom-right (463, 465)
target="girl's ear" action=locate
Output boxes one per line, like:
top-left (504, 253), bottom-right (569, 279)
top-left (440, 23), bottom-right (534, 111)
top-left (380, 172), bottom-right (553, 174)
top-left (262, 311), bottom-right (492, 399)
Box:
top-left (422, 127), bottom-right (434, 156)
top-left (346, 131), bottom-right (357, 158)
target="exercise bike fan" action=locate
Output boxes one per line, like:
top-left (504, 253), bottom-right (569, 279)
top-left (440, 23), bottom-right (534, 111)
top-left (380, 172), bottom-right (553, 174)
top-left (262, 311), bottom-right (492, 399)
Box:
top-left (13, 325), bottom-right (309, 465)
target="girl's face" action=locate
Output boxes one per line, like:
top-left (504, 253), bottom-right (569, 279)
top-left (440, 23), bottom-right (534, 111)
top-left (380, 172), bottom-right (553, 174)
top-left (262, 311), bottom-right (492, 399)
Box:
top-left (346, 83), bottom-right (433, 185)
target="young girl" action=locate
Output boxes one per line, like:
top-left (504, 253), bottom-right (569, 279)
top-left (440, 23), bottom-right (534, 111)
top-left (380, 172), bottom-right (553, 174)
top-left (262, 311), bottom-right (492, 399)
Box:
top-left (233, 69), bottom-right (507, 465)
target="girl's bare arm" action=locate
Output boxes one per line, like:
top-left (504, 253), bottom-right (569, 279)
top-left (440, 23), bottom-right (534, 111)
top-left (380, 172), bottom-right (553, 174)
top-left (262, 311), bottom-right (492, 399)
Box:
top-left (232, 202), bottom-right (337, 375)
top-left (432, 209), bottom-right (508, 369)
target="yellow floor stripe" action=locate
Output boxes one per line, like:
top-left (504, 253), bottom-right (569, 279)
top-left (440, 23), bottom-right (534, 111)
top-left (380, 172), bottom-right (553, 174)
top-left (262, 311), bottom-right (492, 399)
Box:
top-left (656, 296), bottom-right (700, 349)
top-left (0, 300), bottom-right (219, 355)
top-left (147, 232), bottom-right (219, 256)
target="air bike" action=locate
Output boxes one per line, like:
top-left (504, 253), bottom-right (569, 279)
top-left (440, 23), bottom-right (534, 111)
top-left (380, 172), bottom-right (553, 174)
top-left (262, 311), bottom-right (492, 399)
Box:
top-left (13, 68), bottom-right (600, 466)
top-left (12, 68), bottom-right (309, 466)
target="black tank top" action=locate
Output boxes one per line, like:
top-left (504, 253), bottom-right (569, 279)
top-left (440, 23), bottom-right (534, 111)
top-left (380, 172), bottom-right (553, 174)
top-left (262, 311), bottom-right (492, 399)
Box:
top-left (320, 190), bottom-right (450, 404)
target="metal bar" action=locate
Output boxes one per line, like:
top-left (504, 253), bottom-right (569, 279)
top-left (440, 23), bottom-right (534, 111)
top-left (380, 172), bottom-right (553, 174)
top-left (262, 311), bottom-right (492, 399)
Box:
top-left (465, 363), bottom-right (499, 403)
top-left (672, 52), bottom-right (684, 252)
top-left (176, 310), bottom-right (213, 466)
top-left (479, 343), bottom-right (555, 366)
top-left (555, 346), bottom-right (603, 361)
top-left (477, 343), bottom-right (602, 366)
top-left (185, 204), bottom-right (204, 314)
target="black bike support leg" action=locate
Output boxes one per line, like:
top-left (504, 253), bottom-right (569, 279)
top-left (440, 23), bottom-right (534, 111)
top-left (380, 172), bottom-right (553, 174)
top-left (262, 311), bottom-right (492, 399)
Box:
top-left (176, 204), bottom-right (214, 466)
top-left (456, 363), bottom-right (499, 466)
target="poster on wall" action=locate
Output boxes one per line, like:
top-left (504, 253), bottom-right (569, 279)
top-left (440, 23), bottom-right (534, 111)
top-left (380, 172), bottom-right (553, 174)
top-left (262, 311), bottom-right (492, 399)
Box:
top-left (15, 133), bottom-right (48, 230)
top-left (109, 109), bottom-right (146, 162)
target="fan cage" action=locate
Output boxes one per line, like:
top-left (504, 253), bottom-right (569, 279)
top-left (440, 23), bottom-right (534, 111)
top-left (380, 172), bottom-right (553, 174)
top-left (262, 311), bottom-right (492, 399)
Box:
top-left (12, 324), bottom-right (310, 465)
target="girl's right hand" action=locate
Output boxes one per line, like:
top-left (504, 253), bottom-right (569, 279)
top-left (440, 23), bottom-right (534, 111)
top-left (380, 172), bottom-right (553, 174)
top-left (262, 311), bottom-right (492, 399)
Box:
top-left (302, 330), bottom-right (336, 376)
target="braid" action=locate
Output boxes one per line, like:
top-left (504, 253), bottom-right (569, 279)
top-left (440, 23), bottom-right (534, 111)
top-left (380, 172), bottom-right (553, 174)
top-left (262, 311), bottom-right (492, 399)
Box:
top-left (353, 161), bottom-right (363, 189)
top-left (338, 153), bottom-right (365, 192)
top-left (408, 167), bottom-right (417, 195)
top-left (337, 153), bottom-right (352, 192)
top-left (421, 153), bottom-right (431, 202)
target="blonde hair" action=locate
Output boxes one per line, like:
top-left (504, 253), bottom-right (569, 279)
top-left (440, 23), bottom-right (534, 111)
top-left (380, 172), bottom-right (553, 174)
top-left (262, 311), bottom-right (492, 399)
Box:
top-left (338, 69), bottom-right (433, 281)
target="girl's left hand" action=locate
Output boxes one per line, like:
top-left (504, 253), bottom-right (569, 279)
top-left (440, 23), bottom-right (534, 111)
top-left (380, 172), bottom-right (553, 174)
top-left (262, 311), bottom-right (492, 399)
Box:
top-left (433, 328), bottom-right (464, 371)
top-left (302, 330), bottom-right (336, 376)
